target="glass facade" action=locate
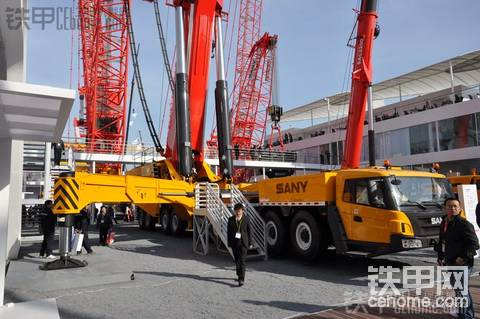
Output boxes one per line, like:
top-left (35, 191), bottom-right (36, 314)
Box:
top-left (319, 144), bottom-right (329, 164)
top-left (338, 141), bottom-right (344, 164)
top-left (476, 113), bottom-right (480, 146)
top-left (297, 146), bottom-right (319, 163)
top-left (328, 141), bottom-right (344, 165)
top-left (380, 128), bottom-right (410, 158)
top-left (438, 114), bottom-right (477, 151)
top-left (330, 142), bottom-right (338, 165)
top-left (375, 114), bottom-right (477, 160)
top-left (360, 136), bottom-right (369, 163)
top-left (301, 112), bottom-right (480, 165)
top-left (409, 122), bottom-right (437, 155)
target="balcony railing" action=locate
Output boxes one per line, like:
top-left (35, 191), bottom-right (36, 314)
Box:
top-left (204, 146), bottom-right (298, 163)
top-left (285, 84), bottom-right (480, 144)
top-left (61, 137), bottom-right (154, 156)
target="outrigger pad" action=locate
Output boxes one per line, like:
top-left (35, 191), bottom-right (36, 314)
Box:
top-left (39, 257), bottom-right (87, 271)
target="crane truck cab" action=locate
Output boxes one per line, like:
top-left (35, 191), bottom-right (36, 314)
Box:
top-left (242, 167), bottom-right (453, 260)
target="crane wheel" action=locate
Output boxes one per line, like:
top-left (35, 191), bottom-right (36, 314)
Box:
top-left (138, 209), bottom-right (147, 230)
top-left (160, 207), bottom-right (172, 235)
top-left (144, 213), bottom-right (157, 231)
top-left (170, 211), bottom-right (186, 236)
top-left (289, 211), bottom-right (320, 261)
top-left (264, 210), bottom-right (287, 256)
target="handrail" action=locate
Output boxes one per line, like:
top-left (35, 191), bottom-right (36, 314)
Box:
top-left (204, 146), bottom-right (298, 163)
top-left (195, 183), bottom-right (234, 258)
top-left (61, 137), bottom-right (155, 156)
top-left (230, 184), bottom-right (266, 257)
top-left (195, 182), bottom-right (267, 259)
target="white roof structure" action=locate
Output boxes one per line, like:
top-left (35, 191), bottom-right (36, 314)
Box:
top-left (282, 50), bottom-right (480, 122)
top-left (0, 80), bottom-right (75, 141)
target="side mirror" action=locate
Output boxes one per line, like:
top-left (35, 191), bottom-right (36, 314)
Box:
top-left (391, 178), bottom-right (401, 186)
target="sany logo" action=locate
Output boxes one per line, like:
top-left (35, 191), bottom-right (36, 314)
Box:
top-left (355, 38), bottom-right (364, 66)
top-left (276, 181), bottom-right (308, 194)
top-left (431, 217), bottom-right (442, 225)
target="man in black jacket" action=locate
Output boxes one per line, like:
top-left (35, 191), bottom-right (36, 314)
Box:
top-left (438, 198), bottom-right (479, 319)
top-left (475, 202), bottom-right (480, 229)
top-left (227, 203), bottom-right (252, 287)
top-left (97, 206), bottom-right (113, 246)
top-left (39, 200), bottom-right (56, 258)
top-left (74, 208), bottom-right (93, 254)
top-left (52, 139), bottom-right (65, 166)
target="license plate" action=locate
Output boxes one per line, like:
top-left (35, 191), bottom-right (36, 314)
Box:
top-left (401, 239), bottom-right (422, 248)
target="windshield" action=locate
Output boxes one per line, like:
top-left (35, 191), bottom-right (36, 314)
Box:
top-left (389, 176), bottom-right (454, 208)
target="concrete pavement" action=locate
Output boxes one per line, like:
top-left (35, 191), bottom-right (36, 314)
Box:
top-left (5, 223), bottom-right (477, 319)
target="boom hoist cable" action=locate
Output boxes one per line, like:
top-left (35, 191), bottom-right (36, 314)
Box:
top-left (153, 0), bottom-right (175, 93)
top-left (124, 43), bottom-right (140, 150)
top-left (125, 1), bottom-right (164, 153)
top-left (153, 0), bottom-right (175, 143)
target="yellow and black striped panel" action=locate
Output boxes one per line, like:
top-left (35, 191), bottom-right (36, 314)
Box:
top-left (53, 177), bottom-right (80, 214)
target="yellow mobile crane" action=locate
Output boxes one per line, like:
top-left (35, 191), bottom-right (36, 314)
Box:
top-left (240, 166), bottom-right (453, 260)
top-left (238, 0), bottom-right (454, 260)
top-left (47, 0), bottom-right (455, 270)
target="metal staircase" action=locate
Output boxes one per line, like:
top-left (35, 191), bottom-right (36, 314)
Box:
top-left (23, 142), bottom-right (47, 171)
top-left (22, 142), bottom-right (74, 204)
top-left (23, 142), bottom-right (47, 204)
top-left (194, 183), bottom-right (233, 257)
top-left (193, 183), bottom-right (267, 260)
top-left (230, 184), bottom-right (267, 259)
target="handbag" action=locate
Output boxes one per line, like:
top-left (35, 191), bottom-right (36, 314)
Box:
top-left (107, 231), bottom-right (115, 245)
top-left (72, 233), bottom-right (84, 252)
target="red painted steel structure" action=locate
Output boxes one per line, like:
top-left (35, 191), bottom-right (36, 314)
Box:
top-left (208, 0), bottom-right (278, 152)
top-left (165, 0), bottom-right (224, 170)
top-left (230, 0), bottom-right (263, 125)
top-left (341, 0), bottom-right (378, 168)
top-left (77, 0), bottom-right (129, 155)
top-left (231, 32), bottom-right (277, 149)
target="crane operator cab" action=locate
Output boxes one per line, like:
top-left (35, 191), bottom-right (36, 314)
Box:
top-left (336, 169), bottom-right (454, 256)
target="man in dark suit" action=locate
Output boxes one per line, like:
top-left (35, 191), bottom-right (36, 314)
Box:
top-left (475, 202), bottom-right (480, 229)
top-left (52, 139), bottom-right (65, 166)
top-left (438, 198), bottom-right (479, 319)
top-left (97, 206), bottom-right (113, 246)
top-left (227, 203), bottom-right (252, 286)
top-left (39, 200), bottom-right (56, 259)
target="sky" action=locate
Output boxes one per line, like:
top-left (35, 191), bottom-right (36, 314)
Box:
top-left (26, 0), bottom-right (480, 145)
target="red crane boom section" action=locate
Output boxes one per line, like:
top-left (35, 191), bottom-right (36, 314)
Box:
top-left (165, 0), bottom-right (223, 167)
top-left (78, 0), bottom-right (129, 154)
top-left (231, 0), bottom-right (263, 122)
top-left (341, 1), bottom-right (378, 169)
top-left (232, 33), bottom-right (276, 149)
top-left (207, 0), bottom-right (264, 150)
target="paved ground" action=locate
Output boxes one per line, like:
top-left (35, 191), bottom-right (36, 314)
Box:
top-left (5, 222), bottom-right (479, 319)
top-left (293, 275), bottom-right (480, 318)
